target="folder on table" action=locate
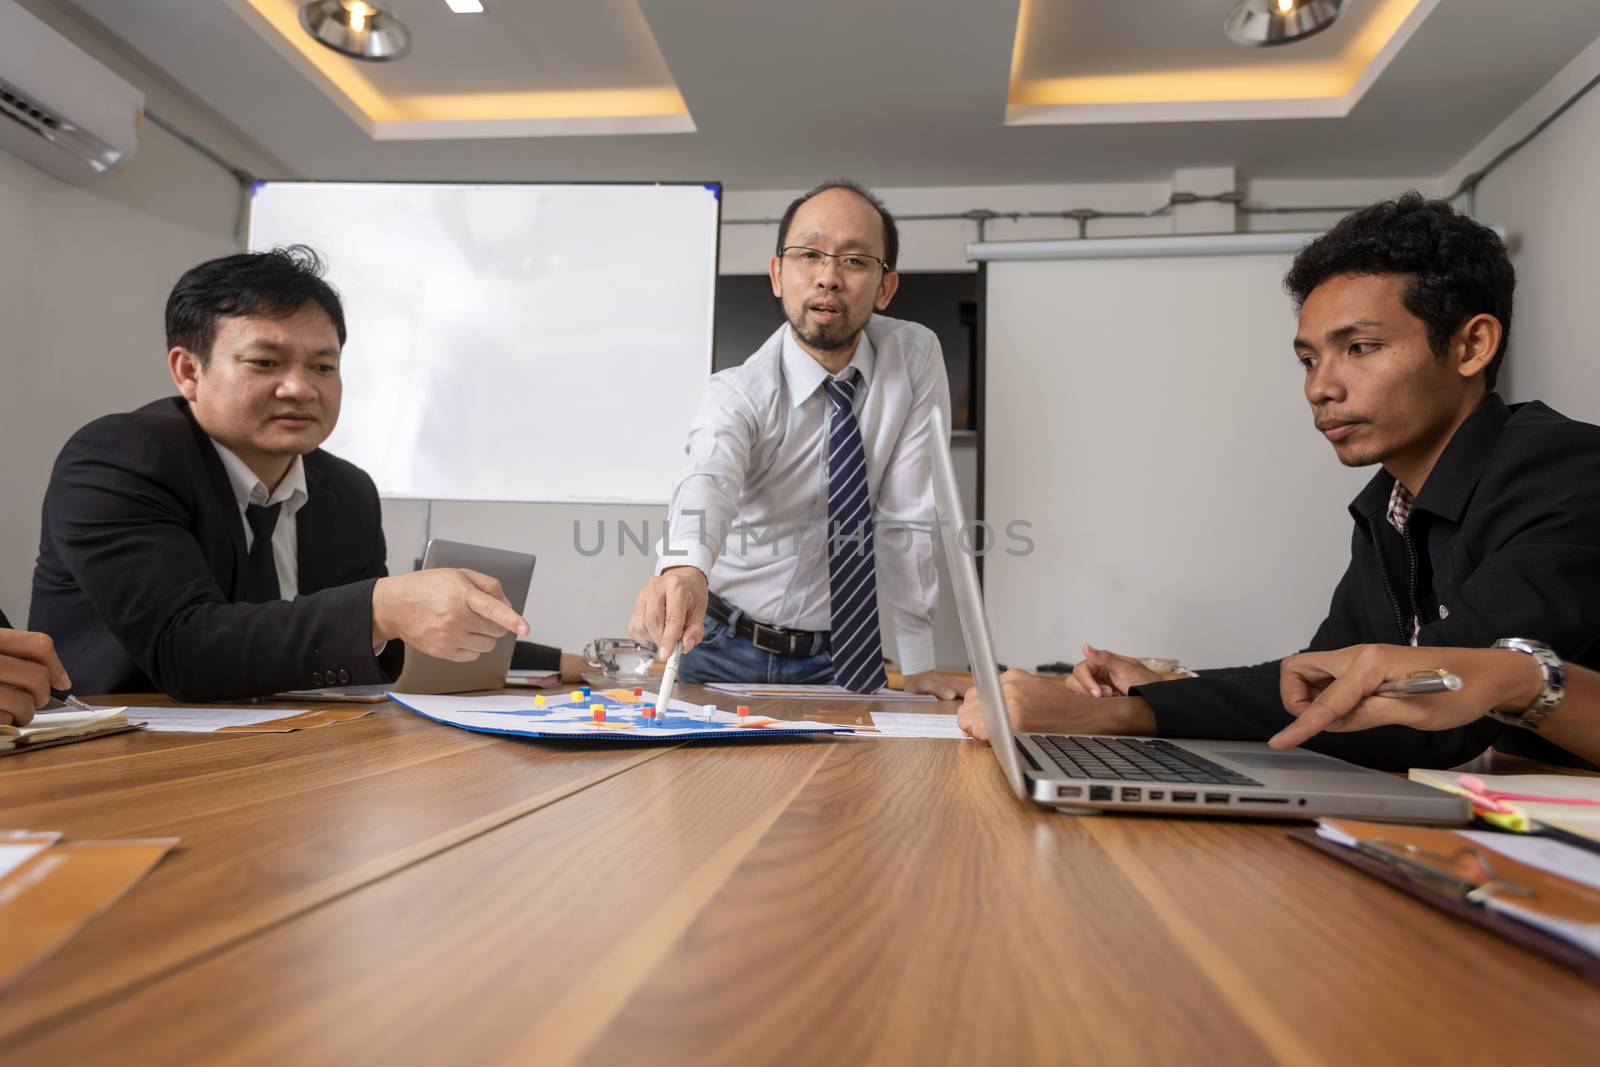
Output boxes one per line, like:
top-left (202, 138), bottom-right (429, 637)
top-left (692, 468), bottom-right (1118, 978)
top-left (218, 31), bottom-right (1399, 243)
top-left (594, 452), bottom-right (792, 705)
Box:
top-left (1290, 818), bottom-right (1600, 986)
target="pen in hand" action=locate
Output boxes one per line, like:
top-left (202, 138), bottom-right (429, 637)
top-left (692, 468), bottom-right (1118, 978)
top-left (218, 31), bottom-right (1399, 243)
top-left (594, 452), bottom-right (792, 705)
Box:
top-left (1373, 670), bottom-right (1462, 697)
top-left (653, 641), bottom-right (682, 725)
top-left (49, 690), bottom-right (99, 713)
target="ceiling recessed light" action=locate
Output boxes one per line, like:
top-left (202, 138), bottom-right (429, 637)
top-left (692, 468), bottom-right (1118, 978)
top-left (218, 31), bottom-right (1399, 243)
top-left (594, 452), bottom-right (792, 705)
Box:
top-left (445, 0), bottom-right (486, 12)
top-left (299, 1), bottom-right (412, 62)
top-left (1224, 0), bottom-right (1343, 48)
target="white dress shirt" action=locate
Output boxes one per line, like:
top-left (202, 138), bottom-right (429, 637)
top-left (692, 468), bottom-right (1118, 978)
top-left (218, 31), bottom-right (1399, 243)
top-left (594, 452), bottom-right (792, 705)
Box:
top-left (211, 442), bottom-right (309, 601)
top-left (658, 314), bottom-right (951, 675)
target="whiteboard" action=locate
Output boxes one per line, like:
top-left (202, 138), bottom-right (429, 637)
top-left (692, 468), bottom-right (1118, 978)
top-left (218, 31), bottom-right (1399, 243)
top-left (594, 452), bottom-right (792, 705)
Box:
top-left (248, 182), bottom-right (719, 503)
top-left (982, 254), bottom-right (1371, 670)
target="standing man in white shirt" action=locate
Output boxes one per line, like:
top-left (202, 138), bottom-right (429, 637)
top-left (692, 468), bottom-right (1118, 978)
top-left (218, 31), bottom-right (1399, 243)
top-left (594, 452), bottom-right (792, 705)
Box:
top-left (629, 181), bottom-right (963, 698)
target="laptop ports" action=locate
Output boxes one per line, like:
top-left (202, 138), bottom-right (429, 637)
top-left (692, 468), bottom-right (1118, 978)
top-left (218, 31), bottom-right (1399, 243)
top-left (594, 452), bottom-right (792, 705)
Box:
top-left (1205, 793), bottom-right (1230, 805)
top-left (1120, 788), bottom-right (1140, 802)
top-left (1171, 791), bottom-right (1196, 803)
top-left (1090, 785), bottom-right (1113, 802)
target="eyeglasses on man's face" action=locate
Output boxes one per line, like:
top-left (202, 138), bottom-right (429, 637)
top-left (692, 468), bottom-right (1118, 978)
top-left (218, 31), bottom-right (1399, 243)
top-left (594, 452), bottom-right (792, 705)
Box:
top-left (780, 246), bottom-right (890, 278)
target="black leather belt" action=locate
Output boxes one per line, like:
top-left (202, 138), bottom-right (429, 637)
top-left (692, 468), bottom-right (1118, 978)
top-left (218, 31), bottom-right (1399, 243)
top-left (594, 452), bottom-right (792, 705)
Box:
top-left (707, 592), bottom-right (830, 657)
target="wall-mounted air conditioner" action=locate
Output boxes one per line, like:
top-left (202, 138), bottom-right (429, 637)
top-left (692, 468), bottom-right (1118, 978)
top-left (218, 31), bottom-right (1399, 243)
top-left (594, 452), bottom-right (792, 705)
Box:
top-left (0, 0), bottom-right (143, 184)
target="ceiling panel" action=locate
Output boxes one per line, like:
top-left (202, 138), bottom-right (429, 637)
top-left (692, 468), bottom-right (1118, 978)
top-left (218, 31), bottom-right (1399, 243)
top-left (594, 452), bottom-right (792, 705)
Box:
top-left (47, 0), bottom-right (1600, 188)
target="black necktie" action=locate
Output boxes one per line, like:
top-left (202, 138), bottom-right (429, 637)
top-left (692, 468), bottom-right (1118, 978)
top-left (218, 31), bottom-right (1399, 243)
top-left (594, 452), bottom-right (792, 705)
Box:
top-left (244, 503), bottom-right (283, 603)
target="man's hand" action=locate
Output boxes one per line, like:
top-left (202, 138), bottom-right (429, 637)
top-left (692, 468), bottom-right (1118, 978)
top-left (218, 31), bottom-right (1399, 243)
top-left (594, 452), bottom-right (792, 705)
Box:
top-left (628, 567), bottom-right (709, 659)
top-left (558, 653), bottom-right (590, 685)
top-left (1270, 644), bottom-right (1542, 750)
top-left (1066, 644), bottom-right (1182, 697)
top-left (958, 668), bottom-right (1157, 741)
top-left (372, 569), bottom-right (530, 662)
top-left (902, 670), bottom-right (965, 701)
top-left (0, 629), bottom-right (72, 728)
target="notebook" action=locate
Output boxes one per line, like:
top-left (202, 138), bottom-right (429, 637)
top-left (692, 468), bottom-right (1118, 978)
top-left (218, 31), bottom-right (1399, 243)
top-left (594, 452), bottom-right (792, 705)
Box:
top-left (1409, 769), bottom-right (1600, 845)
top-left (0, 705), bottom-right (141, 756)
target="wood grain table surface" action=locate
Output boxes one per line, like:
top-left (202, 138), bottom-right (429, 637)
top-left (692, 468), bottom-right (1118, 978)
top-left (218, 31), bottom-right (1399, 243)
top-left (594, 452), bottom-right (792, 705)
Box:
top-left (1, 685), bottom-right (1595, 1066)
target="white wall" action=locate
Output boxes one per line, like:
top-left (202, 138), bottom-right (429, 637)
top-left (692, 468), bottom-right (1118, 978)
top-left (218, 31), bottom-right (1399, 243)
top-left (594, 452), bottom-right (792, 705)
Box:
top-left (1469, 38), bottom-right (1600, 422)
top-left (718, 176), bottom-right (1441, 275)
top-left (0, 0), bottom-right (290, 627)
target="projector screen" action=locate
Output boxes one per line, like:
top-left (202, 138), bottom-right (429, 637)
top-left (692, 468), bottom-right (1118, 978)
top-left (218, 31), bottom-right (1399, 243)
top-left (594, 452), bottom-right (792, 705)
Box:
top-left (248, 181), bottom-right (720, 503)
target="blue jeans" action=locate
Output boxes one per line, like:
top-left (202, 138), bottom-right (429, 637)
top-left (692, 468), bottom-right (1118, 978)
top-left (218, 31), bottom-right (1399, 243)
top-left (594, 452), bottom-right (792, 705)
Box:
top-left (679, 612), bottom-right (835, 685)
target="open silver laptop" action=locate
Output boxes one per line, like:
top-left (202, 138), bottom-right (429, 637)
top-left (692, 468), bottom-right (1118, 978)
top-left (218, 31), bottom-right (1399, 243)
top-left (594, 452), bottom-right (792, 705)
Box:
top-left (928, 408), bottom-right (1468, 824)
top-left (276, 539), bottom-right (536, 703)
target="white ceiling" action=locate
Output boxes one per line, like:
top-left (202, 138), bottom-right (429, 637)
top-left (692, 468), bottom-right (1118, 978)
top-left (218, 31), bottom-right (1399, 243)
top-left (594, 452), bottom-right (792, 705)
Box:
top-left (57, 0), bottom-right (1600, 190)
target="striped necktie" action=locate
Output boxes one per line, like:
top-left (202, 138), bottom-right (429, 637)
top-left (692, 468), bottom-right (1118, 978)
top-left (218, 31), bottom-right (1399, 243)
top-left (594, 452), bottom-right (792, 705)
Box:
top-left (823, 370), bottom-right (887, 694)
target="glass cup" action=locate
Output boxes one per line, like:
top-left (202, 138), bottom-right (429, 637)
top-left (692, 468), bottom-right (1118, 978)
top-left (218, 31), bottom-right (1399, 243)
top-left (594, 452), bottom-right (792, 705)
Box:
top-left (583, 638), bottom-right (658, 681)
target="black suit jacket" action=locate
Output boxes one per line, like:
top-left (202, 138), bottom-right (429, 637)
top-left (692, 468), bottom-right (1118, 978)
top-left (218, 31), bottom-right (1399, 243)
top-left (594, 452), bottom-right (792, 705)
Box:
top-left (31, 397), bottom-right (404, 700)
top-left (1134, 395), bottom-right (1600, 771)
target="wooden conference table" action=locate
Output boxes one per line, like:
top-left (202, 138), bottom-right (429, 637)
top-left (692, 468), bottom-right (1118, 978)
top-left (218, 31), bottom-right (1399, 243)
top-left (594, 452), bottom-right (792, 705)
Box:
top-left (1, 686), bottom-right (1595, 1066)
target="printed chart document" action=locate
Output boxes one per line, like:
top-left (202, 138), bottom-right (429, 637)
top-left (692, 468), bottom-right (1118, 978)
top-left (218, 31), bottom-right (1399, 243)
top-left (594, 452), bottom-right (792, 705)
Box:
top-left (389, 690), bottom-right (851, 742)
top-left (866, 712), bottom-right (968, 739)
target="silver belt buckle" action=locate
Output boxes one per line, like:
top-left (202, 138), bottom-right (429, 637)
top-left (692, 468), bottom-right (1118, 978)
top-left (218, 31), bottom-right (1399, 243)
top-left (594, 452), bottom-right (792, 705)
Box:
top-left (749, 622), bottom-right (793, 656)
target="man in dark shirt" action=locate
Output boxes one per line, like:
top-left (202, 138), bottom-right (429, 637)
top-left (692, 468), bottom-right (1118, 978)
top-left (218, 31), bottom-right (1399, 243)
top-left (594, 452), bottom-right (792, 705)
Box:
top-left (958, 193), bottom-right (1600, 770)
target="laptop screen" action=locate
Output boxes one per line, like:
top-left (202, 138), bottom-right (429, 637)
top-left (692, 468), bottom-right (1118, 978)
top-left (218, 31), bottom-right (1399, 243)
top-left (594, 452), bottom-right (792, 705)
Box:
top-left (927, 408), bottom-right (1030, 799)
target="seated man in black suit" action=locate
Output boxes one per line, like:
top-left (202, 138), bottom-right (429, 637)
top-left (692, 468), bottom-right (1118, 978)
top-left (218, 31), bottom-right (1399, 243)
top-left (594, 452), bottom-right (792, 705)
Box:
top-left (0, 609), bottom-right (71, 727)
top-left (31, 246), bottom-right (537, 701)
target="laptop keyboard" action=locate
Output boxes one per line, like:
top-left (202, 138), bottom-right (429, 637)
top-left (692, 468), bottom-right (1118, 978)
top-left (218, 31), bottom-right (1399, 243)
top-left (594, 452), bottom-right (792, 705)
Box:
top-left (1031, 736), bottom-right (1262, 787)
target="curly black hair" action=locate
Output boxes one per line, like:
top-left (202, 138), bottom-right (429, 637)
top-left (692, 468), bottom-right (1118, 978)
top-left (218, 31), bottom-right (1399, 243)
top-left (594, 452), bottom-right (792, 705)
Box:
top-left (166, 245), bottom-right (346, 365)
top-left (1284, 192), bottom-right (1515, 391)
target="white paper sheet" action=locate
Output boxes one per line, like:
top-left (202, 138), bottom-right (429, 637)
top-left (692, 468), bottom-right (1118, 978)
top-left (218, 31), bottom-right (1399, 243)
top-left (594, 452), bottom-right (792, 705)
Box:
top-left (866, 712), bottom-right (969, 740)
top-left (1463, 831), bottom-right (1600, 893)
top-left (708, 683), bottom-right (937, 702)
top-left (0, 842), bottom-right (52, 882)
top-left (130, 707), bottom-right (310, 733)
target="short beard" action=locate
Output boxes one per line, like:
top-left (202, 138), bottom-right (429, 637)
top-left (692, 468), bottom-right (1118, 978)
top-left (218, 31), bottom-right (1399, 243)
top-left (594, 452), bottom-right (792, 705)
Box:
top-left (789, 314), bottom-right (863, 353)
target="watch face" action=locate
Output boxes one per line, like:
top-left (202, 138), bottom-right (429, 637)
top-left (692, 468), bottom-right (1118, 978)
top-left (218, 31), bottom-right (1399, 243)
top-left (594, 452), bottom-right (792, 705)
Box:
top-left (1493, 638), bottom-right (1564, 730)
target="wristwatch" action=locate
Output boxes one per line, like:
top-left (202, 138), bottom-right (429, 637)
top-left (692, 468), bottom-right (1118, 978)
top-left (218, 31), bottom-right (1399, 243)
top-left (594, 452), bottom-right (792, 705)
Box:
top-left (1486, 638), bottom-right (1566, 730)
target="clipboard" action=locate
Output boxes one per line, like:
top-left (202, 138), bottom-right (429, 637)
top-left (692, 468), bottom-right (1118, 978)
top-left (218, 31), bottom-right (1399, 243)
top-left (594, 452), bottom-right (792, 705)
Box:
top-left (1289, 822), bottom-right (1600, 987)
